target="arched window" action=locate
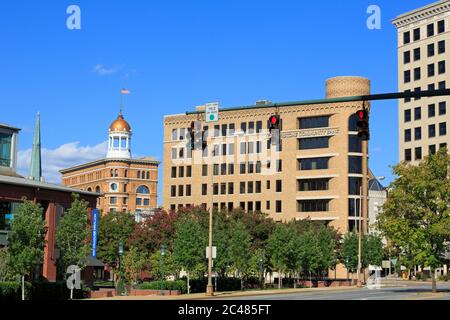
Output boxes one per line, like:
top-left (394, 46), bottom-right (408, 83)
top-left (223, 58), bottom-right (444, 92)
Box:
top-left (146, 171), bottom-right (150, 180)
top-left (137, 170), bottom-right (141, 179)
top-left (110, 169), bottom-right (114, 177)
top-left (124, 170), bottom-right (128, 178)
top-left (87, 187), bottom-right (92, 192)
top-left (95, 186), bottom-right (101, 193)
top-left (349, 114), bottom-right (359, 132)
top-left (136, 185), bottom-right (150, 194)
top-left (114, 169), bottom-right (119, 177)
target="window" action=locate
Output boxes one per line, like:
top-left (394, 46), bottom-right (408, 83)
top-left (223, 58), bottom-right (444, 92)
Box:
top-left (276, 160), bottom-right (282, 172)
top-left (404, 51), bottom-right (410, 64)
top-left (214, 125), bottom-right (220, 137)
top-left (228, 163), bottom-right (234, 175)
top-left (414, 87), bottom-right (421, 100)
top-left (429, 145), bottom-right (436, 155)
top-left (438, 40), bottom-right (445, 54)
top-left (299, 157), bottom-right (330, 170)
top-left (213, 144), bottom-right (219, 157)
top-left (213, 183), bottom-right (219, 195)
top-left (178, 148), bottom-right (184, 159)
top-left (429, 104), bottom-right (436, 117)
top-left (348, 177), bottom-right (362, 195)
top-left (413, 48), bottom-right (420, 61)
top-left (240, 142), bottom-right (246, 154)
top-left (240, 182), bottom-right (246, 194)
top-left (256, 141), bottom-right (262, 154)
top-left (229, 123), bottom-right (235, 135)
top-left (228, 182), bottom-right (234, 195)
top-left (213, 164), bottom-right (219, 176)
top-left (413, 28), bottom-right (420, 41)
top-left (186, 166), bottom-right (192, 177)
top-left (143, 199), bottom-right (150, 206)
top-left (414, 127), bottom-right (422, 141)
top-left (428, 83), bottom-right (435, 91)
top-left (202, 164), bottom-right (208, 176)
top-left (298, 178), bottom-right (330, 191)
top-left (248, 181), bottom-right (254, 193)
top-left (240, 162), bottom-right (246, 174)
top-left (438, 61), bottom-right (446, 74)
top-left (220, 183), bottom-right (226, 195)
top-left (248, 122), bottom-right (255, 134)
top-left (248, 162), bottom-right (254, 174)
top-left (427, 23), bottom-right (434, 37)
top-left (404, 129), bottom-right (411, 142)
top-left (276, 201), bottom-right (282, 213)
top-left (240, 202), bottom-right (245, 210)
top-left (256, 161), bottom-right (262, 174)
top-left (256, 121), bottom-right (263, 133)
top-left (222, 144), bottom-right (227, 156)
top-left (276, 180), bottom-right (282, 192)
top-left (428, 43), bottom-right (435, 57)
top-left (171, 186), bottom-right (176, 197)
top-left (414, 67), bottom-right (421, 81)
top-left (405, 149), bottom-right (412, 162)
top-left (136, 198), bottom-right (142, 206)
top-left (439, 81), bottom-right (446, 90)
top-left (348, 199), bottom-right (361, 217)
top-left (415, 147), bottom-right (422, 160)
top-left (428, 124), bottom-right (436, 138)
top-left (178, 185), bottom-right (184, 197)
top-left (0, 133), bottom-right (13, 167)
top-left (439, 122), bottom-right (447, 136)
top-left (439, 102), bottom-right (446, 115)
top-left (266, 201), bottom-right (271, 210)
top-left (349, 135), bottom-right (362, 152)
top-left (266, 180), bottom-right (271, 190)
top-left (179, 128), bottom-right (186, 140)
top-left (123, 184), bottom-right (128, 193)
top-left (186, 185), bottom-right (192, 197)
top-left (110, 183), bottom-right (118, 192)
top-left (405, 90), bottom-right (412, 103)
top-left (228, 143), bottom-right (235, 156)
top-left (404, 109), bottom-right (411, 122)
top-left (403, 31), bottom-right (410, 44)
top-left (298, 137), bottom-right (329, 150)
top-left (255, 181), bottom-right (261, 193)
top-left (298, 116), bottom-right (330, 129)
top-left (202, 184), bottom-right (207, 196)
top-left (440, 143), bottom-right (448, 150)
top-left (248, 141), bottom-right (254, 154)
top-left (428, 64), bottom-right (435, 77)
top-left (240, 122), bottom-right (247, 134)
top-left (179, 166), bottom-right (184, 178)
top-left (297, 200), bottom-right (330, 212)
top-left (438, 20), bottom-right (445, 34)
top-left (221, 163), bottom-right (227, 175)
top-left (221, 124), bottom-right (227, 137)
top-left (247, 202), bottom-right (253, 212)
top-left (404, 70), bottom-right (411, 83)
top-left (255, 201), bottom-right (261, 212)
top-left (110, 197), bottom-right (117, 205)
top-left (348, 156), bottom-right (362, 174)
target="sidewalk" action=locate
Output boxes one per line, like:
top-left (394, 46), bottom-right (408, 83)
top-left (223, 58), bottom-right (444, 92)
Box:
top-left (91, 285), bottom-right (361, 300)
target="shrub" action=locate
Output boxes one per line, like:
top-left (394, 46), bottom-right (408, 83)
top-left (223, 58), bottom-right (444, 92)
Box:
top-left (438, 274), bottom-right (450, 282)
top-left (139, 280), bottom-right (187, 293)
top-left (0, 282), bottom-right (32, 300)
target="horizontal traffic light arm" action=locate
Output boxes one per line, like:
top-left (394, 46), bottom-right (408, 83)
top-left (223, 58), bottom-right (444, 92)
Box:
top-left (186, 89), bottom-right (450, 115)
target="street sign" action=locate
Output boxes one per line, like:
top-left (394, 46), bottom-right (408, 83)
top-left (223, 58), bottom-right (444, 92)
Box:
top-left (391, 258), bottom-right (398, 266)
top-left (206, 246), bottom-right (217, 259)
top-left (205, 102), bottom-right (219, 122)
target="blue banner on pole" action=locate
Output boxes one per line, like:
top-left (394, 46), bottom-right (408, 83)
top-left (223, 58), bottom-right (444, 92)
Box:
top-left (92, 209), bottom-right (99, 257)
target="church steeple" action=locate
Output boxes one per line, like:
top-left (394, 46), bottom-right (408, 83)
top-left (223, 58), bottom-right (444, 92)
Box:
top-left (29, 112), bottom-right (42, 181)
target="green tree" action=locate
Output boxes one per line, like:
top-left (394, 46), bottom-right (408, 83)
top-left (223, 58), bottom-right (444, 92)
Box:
top-left (172, 214), bottom-right (207, 294)
top-left (122, 246), bottom-right (148, 286)
top-left (228, 221), bottom-right (252, 290)
top-left (56, 194), bottom-right (90, 274)
top-left (7, 200), bottom-right (46, 300)
top-left (149, 250), bottom-right (177, 280)
top-left (212, 210), bottom-right (232, 277)
top-left (96, 212), bottom-right (135, 271)
top-left (362, 234), bottom-right (384, 268)
top-left (340, 232), bottom-right (359, 277)
top-left (377, 148), bottom-right (450, 293)
top-left (297, 231), bottom-right (321, 286)
top-left (0, 248), bottom-right (16, 281)
top-left (267, 224), bottom-right (297, 289)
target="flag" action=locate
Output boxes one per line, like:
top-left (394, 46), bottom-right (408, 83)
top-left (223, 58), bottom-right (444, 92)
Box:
top-left (121, 88), bottom-right (131, 95)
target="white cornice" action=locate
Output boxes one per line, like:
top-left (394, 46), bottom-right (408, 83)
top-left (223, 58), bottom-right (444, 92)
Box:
top-left (392, 1), bottom-right (450, 28)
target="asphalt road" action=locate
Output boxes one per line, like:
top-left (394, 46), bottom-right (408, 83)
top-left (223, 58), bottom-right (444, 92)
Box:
top-left (213, 282), bottom-right (450, 300)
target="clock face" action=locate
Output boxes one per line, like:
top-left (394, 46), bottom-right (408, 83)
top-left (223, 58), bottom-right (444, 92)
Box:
top-left (110, 183), bottom-right (118, 191)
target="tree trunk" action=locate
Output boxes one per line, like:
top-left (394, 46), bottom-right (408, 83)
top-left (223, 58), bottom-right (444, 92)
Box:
top-left (187, 273), bottom-right (190, 295)
top-left (240, 277), bottom-right (244, 291)
top-left (431, 269), bottom-right (437, 293)
top-left (22, 275), bottom-right (25, 301)
top-left (309, 271), bottom-right (312, 288)
top-left (278, 270), bottom-right (282, 289)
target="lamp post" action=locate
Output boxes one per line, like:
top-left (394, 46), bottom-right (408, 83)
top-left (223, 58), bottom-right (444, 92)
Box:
top-left (259, 256), bottom-right (264, 290)
top-left (160, 244), bottom-right (166, 295)
top-left (117, 241), bottom-right (124, 295)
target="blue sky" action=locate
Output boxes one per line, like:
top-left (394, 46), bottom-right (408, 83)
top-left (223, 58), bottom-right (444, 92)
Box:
top-left (0, 0), bottom-right (436, 200)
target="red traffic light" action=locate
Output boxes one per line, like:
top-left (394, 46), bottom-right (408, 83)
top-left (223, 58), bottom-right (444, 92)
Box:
top-left (356, 110), bottom-right (368, 120)
top-left (269, 115), bottom-right (279, 126)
